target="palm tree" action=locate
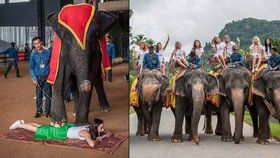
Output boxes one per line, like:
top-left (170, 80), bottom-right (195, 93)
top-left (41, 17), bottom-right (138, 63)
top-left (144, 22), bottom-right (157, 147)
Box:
top-left (146, 38), bottom-right (155, 47)
top-left (131, 34), bottom-right (147, 45)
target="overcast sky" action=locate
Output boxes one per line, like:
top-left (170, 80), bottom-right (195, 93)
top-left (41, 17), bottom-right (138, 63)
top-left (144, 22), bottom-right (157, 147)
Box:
top-left (130, 0), bottom-right (280, 59)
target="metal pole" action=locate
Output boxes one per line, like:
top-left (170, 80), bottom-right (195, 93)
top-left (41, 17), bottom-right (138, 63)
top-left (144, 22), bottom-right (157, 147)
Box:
top-left (37, 0), bottom-right (45, 45)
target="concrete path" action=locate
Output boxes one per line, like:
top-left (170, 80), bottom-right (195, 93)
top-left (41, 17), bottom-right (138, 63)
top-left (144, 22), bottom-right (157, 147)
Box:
top-left (130, 109), bottom-right (280, 158)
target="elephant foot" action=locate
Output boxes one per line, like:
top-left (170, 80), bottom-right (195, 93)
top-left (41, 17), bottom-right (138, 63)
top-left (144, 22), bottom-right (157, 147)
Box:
top-left (100, 105), bottom-right (111, 113)
top-left (215, 129), bottom-right (222, 136)
top-left (75, 118), bottom-right (89, 126)
top-left (257, 138), bottom-right (269, 145)
top-left (147, 134), bottom-right (161, 141)
top-left (241, 136), bottom-right (245, 141)
top-left (221, 136), bottom-right (233, 142)
top-left (205, 129), bottom-right (213, 134)
top-left (145, 129), bottom-right (149, 134)
top-left (136, 131), bottom-right (145, 136)
top-left (187, 135), bottom-right (201, 143)
top-left (171, 135), bottom-right (183, 143)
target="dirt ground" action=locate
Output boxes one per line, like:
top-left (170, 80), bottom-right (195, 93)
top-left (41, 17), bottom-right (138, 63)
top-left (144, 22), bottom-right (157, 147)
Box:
top-left (0, 62), bottom-right (129, 158)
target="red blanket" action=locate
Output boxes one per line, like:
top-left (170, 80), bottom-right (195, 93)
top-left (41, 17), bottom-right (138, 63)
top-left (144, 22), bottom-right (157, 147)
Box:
top-left (47, 4), bottom-right (111, 83)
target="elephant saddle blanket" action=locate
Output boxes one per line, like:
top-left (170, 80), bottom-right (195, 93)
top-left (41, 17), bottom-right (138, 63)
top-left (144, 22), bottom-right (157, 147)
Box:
top-left (0, 128), bottom-right (128, 154)
top-left (204, 71), bottom-right (222, 107)
top-left (165, 68), bottom-right (186, 109)
top-left (249, 64), bottom-right (268, 106)
top-left (130, 78), bottom-right (139, 107)
top-left (47, 4), bottom-right (111, 83)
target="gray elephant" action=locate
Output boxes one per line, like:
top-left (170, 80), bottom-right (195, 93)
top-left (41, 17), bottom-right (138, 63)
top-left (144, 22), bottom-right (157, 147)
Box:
top-left (253, 70), bottom-right (280, 144)
top-left (213, 67), bottom-right (258, 144)
top-left (134, 69), bottom-right (169, 141)
top-left (171, 68), bottom-right (219, 144)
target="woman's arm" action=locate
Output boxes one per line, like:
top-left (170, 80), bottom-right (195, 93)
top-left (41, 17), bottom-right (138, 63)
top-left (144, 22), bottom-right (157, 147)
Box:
top-left (163, 34), bottom-right (170, 51)
top-left (79, 130), bottom-right (95, 148)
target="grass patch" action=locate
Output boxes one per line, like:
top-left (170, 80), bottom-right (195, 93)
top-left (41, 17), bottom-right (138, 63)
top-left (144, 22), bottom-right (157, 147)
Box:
top-left (130, 107), bottom-right (135, 114)
top-left (243, 111), bottom-right (280, 139)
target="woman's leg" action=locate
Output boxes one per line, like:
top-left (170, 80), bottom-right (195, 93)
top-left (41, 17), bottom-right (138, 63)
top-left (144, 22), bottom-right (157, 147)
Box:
top-left (215, 55), bottom-right (223, 68)
top-left (256, 56), bottom-right (262, 70)
top-left (219, 55), bottom-right (227, 68)
top-left (252, 56), bottom-right (256, 71)
top-left (161, 63), bottom-right (166, 75)
top-left (17, 123), bottom-right (39, 132)
top-left (29, 123), bottom-right (41, 127)
top-left (176, 59), bottom-right (187, 68)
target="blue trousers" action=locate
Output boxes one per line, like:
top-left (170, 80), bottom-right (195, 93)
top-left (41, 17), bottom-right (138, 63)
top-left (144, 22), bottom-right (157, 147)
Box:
top-left (36, 76), bottom-right (52, 114)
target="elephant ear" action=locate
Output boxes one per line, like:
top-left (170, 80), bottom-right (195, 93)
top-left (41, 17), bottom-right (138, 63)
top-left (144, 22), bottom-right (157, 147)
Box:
top-left (206, 74), bottom-right (219, 96)
top-left (175, 75), bottom-right (186, 97)
top-left (47, 12), bottom-right (64, 39)
top-left (156, 75), bottom-right (169, 98)
top-left (135, 71), bottom-right (147, 97)
top-left (217, 75), bottom-right (227, 96)
top-left (97, 11), bottom-right (117, 39)
top-left (253, 78), bottom-right (266, 98)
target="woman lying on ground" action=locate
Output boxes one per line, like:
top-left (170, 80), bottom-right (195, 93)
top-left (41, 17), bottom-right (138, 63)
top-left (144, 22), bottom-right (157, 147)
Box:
top-left (9, 118), bottom-right (111, 147)
top-left (170, 41), bottom-right (187, 69)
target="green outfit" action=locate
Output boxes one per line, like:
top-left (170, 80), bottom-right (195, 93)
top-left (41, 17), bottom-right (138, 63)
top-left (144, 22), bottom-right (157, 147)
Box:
top-left (33, 123), bottom-right (75, 140)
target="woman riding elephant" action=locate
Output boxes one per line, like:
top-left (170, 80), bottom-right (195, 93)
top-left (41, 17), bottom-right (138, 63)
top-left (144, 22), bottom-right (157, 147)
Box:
top-left (171, 68), bottom-right (219, 145)
top-left (47, 4), bottom-right (117, 126)
top-left (134, 69), bottom-right (169, 141)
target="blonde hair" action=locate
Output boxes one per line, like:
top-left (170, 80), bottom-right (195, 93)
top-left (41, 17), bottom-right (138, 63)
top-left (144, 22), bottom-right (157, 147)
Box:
top-left (250, 36), bottom-right (262, 50)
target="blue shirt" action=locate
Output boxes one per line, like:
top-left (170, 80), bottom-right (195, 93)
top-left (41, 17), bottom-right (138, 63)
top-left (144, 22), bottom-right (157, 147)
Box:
top-left (268, 54), bottom-right (280, 69)
top-left (230, 52), bottom-right (243, 65)
top-left (187, 55), bottom-right (202, 68)
top-left (142, 52), bottom-right (160, 70)
top-left (29, 49), bottom-right (51, 81)
top-left (107, 43), bottom-right (115, 59)
top-left (0, 47), bottom-right (19, 62)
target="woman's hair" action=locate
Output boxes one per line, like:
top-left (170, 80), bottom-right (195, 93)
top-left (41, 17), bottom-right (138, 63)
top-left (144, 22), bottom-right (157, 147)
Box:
top-left (264, 38), bottom-right (272, 52)
top-left (89, 118), bottom-right (104, 140)
top-left (156, 42), bottom-right (162, 53)
top-left (212, 36), bottom-right (220, 45)
top-left (139, 41), bottom-right (147, 51)
top-left (174, 41), bottom-right (181, 50)
top-left (250, 36), bottom-right (262, 49)
top-left (223, 35), bottom-right (230, 43)
top-left (192, 40), bottom-right (201, 50)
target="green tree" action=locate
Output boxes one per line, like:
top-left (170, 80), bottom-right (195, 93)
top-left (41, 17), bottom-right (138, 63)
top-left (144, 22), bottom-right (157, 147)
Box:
top-left (131, 34), bottom-right (147, 45)
top-left (146, 38), bottom-right (155, 47)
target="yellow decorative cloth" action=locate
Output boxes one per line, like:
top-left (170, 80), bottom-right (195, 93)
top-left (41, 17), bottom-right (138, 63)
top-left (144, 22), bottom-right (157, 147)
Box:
top-left (129, 79), bottom-right (139, 107)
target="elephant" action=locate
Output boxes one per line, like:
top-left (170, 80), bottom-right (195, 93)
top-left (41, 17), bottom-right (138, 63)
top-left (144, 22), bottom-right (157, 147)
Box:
top-left (253, 70), bottom-right (280, 144)
top-left (171, 68), bottom-right (219, 144)
top-left (133, 69), bottom-right (169, 141)
top-left (47, 8), bottom-right (117, 125)
top-left (212, 67), bottom-right (258, 144)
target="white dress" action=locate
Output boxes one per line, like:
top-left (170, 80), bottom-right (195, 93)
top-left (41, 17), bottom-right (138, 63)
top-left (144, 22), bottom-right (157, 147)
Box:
top-left (215, 42), bottom-right (226, 56)
top-left (250, 45), bottom-right (263, 57)
top-left (137, 49), bottom-right (148, 64)
top-left (195, 48), bottom-right (204, 57)
top-left (225, 41), bottom-right (236, 55)
top-left (263, 46), bottom-right (271, 59)
top-left (174, 49), bottom-right (185, 59)
top-left (157, 49), bottom-right (165, 63)
top-left (67, 125), bottom-right (89, 140)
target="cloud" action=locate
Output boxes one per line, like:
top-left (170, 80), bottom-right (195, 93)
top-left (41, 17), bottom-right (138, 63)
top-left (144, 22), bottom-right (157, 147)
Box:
top-left (130, 0), bottom-right (280, 59)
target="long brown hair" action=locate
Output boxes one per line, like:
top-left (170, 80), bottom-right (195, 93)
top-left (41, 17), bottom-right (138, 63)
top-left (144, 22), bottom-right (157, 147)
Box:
top-left (192, 40), bottom-right (202, 50)
top-left (89, 118), bottom-right (104, 140)
top-left (139, 41), bottom-right (148, 51)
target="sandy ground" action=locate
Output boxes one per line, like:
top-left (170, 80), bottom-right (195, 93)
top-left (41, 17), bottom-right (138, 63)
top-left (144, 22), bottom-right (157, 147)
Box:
top-left (130, 109), bottom-right (280, 158)
top-left (0, 62), bottom-right (128, 158)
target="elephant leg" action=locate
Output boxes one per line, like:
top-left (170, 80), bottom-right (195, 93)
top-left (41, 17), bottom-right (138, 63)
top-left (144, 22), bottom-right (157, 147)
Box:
top-left (51, 63), bottom-right (69, 124)
top-left (220, 100), bottom-right (233, 142)
top-left (215, 112), bottom-right (222, 135)
top-left (142, 104), bottom-right (152, 135)
top-left (72, 79), bottom-right (79, 116)
top-left (171, 96), bottom-right (186, 143)
top-left (185, 115), bottom-right (192, 134)
top-left (205, 104), bottom-right (213, 134)
top-left (93, 78), bottom-right (110, 112)
top-left (247, 103), bottom-right (259, 138)
top-left (75, 90), bottom-right (93, 125)
top-left (147, 102), bottom-right (162, 141)
top-left (267, 124), bottom-right (272, 139)
top-left (256, 97), bottom-right (270, 145)
top-left (134, 106), bottom-right (145, 136)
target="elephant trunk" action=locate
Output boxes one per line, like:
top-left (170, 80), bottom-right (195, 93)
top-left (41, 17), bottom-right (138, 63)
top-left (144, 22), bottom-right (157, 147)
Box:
top-left (191, 83), bottom-right (205, 145)
top-left (142, 84), bottom-right (161, 107)
top-left (272, 89), bottom-right (280, 119)
top-left (231, 88), bottom-right (244, 144)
